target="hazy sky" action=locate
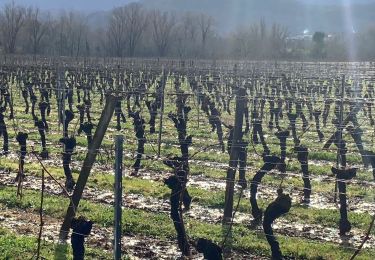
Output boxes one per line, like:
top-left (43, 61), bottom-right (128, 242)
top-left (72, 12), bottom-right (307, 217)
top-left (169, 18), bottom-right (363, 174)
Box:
top-left (0, 0), bottom-right (373, 13)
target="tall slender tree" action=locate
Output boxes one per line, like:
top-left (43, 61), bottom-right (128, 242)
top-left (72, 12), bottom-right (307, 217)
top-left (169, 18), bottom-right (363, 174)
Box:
top-left (24, 7), bottom-right (50, 55)
top-left (151, 10), bottom-right (175, 57)
top-left (0, 2), bottom-right (25, 54)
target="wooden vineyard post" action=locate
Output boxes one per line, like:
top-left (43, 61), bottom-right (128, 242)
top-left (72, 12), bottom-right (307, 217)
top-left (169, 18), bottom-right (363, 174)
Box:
top-left (57, 65), bottom-right (62, 133)
top-left (223, 87), bottom-right (246, 223)
top-left (337, 75), bottom-right (345, 167)
top-left (157, 68), bottom-right (165, 157)
top-left (114, 135), bottom-right (124, 260)
top-left (197, 94), bottom-right (200, 129)
top-left (62, 67), bottom-right (66, 137)
top-left (57, 65), bottom-right (66, 135)
top-left (59, 94), bottom-right (119, 240)
top-left (197, 77), bottom-right (201, 129)
top-left (334, 75), bottom-right (345, 202)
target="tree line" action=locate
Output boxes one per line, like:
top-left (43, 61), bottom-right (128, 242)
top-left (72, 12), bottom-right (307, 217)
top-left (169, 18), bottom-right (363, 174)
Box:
top-left (0, 1), bottom-right (375, 61)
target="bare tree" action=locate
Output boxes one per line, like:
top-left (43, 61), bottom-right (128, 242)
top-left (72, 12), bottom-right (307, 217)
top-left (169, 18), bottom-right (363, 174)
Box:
top-left (270, 23), bottom-right (289, 59)
top-left (107, 7), bottom-right (127, 57)
top-left (197, 13), bottom-right (214, 57)
top-left (124, 3), bottom-right (148, 57)
top-left (175, 12), bottom-right (199, 58)
top-left (256, 18), bottom-right (267, 59)
top-left (0, 2), bottom-right (25, 54)
top-left (232, 24), bottom-right (260, 59)
top-left (232, 19), bottom-right (289, 60)
top-left (232, 27), bottom-right (251, 58)
top-left (260, 17), bottom-right (266, 41)
top-left (93, 27), bottom-right (107, 57)
top-left (249, 23), bottom-right (261, 58)
top-left (24, 7), bottom-right (50, 55)
top-left (151, 10), bottom-right (175, 57)
top-left (53, 11), bottom-right (88, 57)
top-left (106, 4), bottom-right (147, 57)
top-left (73, 15), bottom-right (88, 57)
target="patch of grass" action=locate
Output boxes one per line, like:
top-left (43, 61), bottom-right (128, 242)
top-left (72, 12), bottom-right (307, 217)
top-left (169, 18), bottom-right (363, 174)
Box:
top-left (0, 227), bottom-right (112, 259)
top-left (1, 186), bottom-right (374, 259)
top-left (1, 157), bottom-right (374, 234)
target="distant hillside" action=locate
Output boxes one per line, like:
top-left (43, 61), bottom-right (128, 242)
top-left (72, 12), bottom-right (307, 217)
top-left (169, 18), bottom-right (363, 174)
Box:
top-left (140, 0), bottom-right (375, 34)
top-left (299, 0), bottom-right (374, 5)
top-left (7, 0), bottom-right (375, 35)
top-left (85, 0), bottom-right (375, 34)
